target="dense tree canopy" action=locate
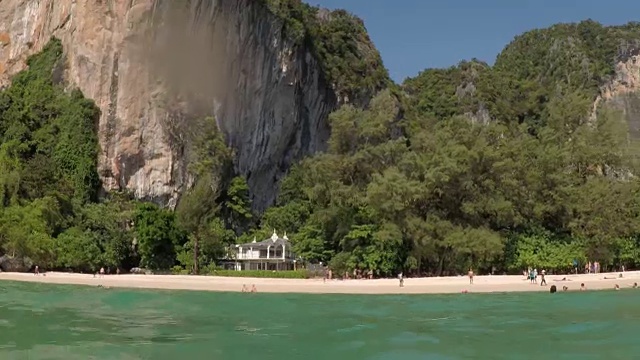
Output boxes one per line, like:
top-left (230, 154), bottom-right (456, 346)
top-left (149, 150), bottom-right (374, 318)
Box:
top-left (264, 90), bottom-right (640, 276)
top-left (251, 20), bottom-right (640, 276)
top-left (3, 19), bottom-right (640, 277)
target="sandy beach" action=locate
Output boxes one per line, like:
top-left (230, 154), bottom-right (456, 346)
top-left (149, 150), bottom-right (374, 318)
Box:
top-left (1, 270), bottom-right (640, 294)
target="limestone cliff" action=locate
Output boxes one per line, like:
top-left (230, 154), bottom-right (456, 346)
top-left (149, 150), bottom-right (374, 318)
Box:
top-left (593, 50), bottom-right (640, 138)
top-left (0, 0), bottom-right (386, 212)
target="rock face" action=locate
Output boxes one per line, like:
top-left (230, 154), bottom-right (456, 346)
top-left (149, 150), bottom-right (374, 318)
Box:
top-left (0, 255), bottom-right (33, 272)
top-left (594, 51), bottom-right (640, 138)
top-left (0, 0), bottom-right (339, 211)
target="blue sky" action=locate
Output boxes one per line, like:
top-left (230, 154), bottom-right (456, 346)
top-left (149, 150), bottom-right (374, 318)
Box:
top-left (305, 0), bottom-right (640, 82)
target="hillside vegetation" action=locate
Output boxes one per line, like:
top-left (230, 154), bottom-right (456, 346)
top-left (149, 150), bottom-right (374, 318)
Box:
top-left (2, 17), bottom-right (640, 276)
top-left (246, 19), bottom-right (640, 276)
top-left (263, 0), bottom-right (390, 104)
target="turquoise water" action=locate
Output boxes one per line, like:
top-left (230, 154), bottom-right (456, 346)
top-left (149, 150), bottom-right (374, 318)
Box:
top-left (0, 281), bottom-right (638, 359)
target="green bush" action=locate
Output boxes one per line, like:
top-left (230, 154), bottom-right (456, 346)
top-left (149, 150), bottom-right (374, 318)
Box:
top-left (171, 265), bottom-right (188, 275)
top-left (209, 269), bottom-right (310, 279)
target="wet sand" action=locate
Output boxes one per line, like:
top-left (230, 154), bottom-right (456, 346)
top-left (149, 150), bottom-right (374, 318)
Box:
top-left (1, 270), bottom-right (639, 294)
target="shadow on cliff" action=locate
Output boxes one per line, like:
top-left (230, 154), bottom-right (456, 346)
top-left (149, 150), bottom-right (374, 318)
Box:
top-left (137, 0), bottom-right (335, 212)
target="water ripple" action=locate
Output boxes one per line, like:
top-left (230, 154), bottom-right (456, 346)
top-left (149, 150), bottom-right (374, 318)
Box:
top-left (0, 281), bottom-right (638, 359)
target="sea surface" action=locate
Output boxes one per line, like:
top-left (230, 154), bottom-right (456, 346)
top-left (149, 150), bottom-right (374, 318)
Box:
top-left (0, 281), bottom-right (638, 359)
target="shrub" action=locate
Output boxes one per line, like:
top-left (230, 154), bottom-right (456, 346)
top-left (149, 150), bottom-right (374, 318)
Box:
top-left (209, 269), bottom-right (310, 279)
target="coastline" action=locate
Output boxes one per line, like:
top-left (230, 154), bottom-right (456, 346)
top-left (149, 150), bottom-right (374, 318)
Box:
top-left (2, 270), bottom-right (640, 294)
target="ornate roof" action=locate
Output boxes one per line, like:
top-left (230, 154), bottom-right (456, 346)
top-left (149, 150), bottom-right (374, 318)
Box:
top-left (236, 230), bottom-right (290, 249)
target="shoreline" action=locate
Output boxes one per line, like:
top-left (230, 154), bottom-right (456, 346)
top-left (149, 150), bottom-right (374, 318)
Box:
top-left (2, 271), bottom-right (640, 294)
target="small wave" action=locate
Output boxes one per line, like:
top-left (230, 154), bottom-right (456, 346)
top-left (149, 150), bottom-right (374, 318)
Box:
top-left (386, 315), bottom-right (454, 323)
top-left (336, 324), bottom-right (372, 333)
top-left (424, 317), bottom-right (452, 321)
top-left (235, 325), bottom-right (261, 333)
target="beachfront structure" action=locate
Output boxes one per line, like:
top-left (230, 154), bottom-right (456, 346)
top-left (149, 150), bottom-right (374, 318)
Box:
top-left (231, 230), bottom-right (296, 271)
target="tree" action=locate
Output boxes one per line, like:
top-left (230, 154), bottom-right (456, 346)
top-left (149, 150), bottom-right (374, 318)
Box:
top-left (54, 227), bottom-right (102, 272)
top-left (175, 117), bottom-right (233, 274)
top-left (224, 176), bottom-right (253, 233)
top-left (134, 203), bottom-right (184, 271)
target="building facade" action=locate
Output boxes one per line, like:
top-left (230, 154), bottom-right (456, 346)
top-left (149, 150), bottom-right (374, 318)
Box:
top-left (230, 230), bottom-right (296, 271)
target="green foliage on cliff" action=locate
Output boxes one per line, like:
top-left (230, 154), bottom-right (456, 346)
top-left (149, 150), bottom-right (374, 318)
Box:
top-left (0, 38), bottom-right (100, 204)
top-left (404, 21), bottom-right (640, 131)
top-left (0, 39), bottom-right (249, 274)
top-left (263, 0), bottom-right (389, 104)
top-left (242, 19), bottom-right (640, 277)
top-left (490, 21), bottom-right (639, 128)
top-left (0, 39), bottom-right (173, 273)
top-left (404, 60), bottom-right (490, 121)
top-left (5, 18), bottom-right (640, 280)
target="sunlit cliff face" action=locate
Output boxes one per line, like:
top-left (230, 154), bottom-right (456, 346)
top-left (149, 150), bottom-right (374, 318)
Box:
top-left (0, 0), bottom-right (336, 211)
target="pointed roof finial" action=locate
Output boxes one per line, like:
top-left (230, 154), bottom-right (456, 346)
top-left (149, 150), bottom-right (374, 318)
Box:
top-left (283, 231), bottom-right (288, 240)
top-left (271, 229), bottom-right (278, 242)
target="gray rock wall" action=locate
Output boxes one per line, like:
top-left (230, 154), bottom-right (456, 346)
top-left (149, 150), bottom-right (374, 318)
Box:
top-left (0, 0), bottom-right (337, 212)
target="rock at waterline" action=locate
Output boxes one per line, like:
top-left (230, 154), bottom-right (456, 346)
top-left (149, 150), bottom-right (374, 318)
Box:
top-left (0, 255), bottom-right (34, 272)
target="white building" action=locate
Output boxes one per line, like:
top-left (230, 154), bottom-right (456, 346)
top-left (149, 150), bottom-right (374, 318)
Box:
top-left (231, 230), bottom-right (296, 271)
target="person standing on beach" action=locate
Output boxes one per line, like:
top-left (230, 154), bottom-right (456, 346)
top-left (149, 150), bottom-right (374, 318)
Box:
top-left (540, 269), bottom-right (546, 286)
top-left (468, 268), bottom-right (474, 284)
top-left (34, 265), bottom-right (39, 276)
top-left (398, 272), bottom-right (404, 287)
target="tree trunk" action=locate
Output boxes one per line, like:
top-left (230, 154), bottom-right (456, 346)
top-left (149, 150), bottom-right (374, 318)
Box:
top-left (437, 254), bottom-right (445, 277)
top-left (194, 235), bottom-right (199, 275)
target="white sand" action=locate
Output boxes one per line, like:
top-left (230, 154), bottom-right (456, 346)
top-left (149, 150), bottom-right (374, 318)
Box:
top-left (1, 270), bottom-right (639, 294)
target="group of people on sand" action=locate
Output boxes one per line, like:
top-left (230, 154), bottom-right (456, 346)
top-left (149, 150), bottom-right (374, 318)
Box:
top-left (34, 265), bottom-right (121, 277)
top-left (339, 268), bottom-right (374, 280)
top-left (585, 261), bottom-right (601, 274)
top-left (93, 267), bottom-right (120, 277)
top-left (397, 268), bottom-right (476, 288)
top-left (524, 268), bottom-right (547, 286)
top-left (241, 284), bottom-right (257, 293)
